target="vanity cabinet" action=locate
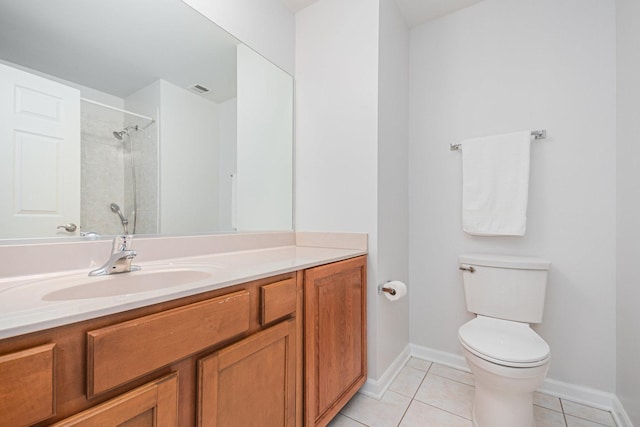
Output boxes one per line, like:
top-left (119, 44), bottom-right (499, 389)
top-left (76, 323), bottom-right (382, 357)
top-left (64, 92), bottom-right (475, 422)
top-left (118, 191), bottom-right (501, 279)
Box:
top-left (51, 373), bottom-right (178, 427)
top-left (0, 344), bottom-right (56, 427)
top-left (304, 256), bottom-right (367, 427)
top-left (0, 271), bottom-right (300, 427)
top-left (197, 319), bottom-right (297, 427)
top-left (0, 254), bottom-right (367, 427)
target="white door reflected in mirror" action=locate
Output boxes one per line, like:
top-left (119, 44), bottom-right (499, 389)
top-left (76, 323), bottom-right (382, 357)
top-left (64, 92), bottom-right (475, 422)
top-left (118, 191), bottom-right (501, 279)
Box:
top-left (0, 63), bottom-right (80, 238)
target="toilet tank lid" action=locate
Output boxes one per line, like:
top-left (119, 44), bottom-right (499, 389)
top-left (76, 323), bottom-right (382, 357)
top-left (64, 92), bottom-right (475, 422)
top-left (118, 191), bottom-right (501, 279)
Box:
top-left (458, 254), bottom-right (551, 270)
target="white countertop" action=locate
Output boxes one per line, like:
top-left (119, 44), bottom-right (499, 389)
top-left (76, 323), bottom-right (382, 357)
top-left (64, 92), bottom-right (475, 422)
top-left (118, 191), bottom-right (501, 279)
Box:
top-left (0, 245), bottom-right (366, 340)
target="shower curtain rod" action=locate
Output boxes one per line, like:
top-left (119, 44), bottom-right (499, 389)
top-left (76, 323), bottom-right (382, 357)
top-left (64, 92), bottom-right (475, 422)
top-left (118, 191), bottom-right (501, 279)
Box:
top-left (450, 129), bottom-right (547, 151)
top-left (80, 97), bottom-right (156, 123)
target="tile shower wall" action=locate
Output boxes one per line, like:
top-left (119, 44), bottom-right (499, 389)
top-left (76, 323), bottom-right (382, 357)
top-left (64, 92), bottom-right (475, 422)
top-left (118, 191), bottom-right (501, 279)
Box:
top-left (80, 101), bottom-right (158, 236)
top-left (80, 102), bottom-right (126, 235)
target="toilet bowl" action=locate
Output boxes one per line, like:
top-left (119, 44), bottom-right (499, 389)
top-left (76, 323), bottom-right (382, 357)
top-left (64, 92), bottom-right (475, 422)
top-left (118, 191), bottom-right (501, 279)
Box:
top-left (458, 254), bottom-right (551, 427)
top-left (458, 316), bottom-right (550, 427)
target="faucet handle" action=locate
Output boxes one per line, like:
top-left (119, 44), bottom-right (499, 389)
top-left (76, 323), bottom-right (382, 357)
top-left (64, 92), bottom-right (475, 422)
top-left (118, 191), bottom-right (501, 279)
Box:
top-left (112, 235), bottom-right (134, 252)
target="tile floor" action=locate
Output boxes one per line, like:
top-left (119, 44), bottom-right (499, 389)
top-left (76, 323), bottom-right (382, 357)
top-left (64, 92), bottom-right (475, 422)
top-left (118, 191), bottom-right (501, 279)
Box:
top-left (329, 358), bottom-right (618, 427)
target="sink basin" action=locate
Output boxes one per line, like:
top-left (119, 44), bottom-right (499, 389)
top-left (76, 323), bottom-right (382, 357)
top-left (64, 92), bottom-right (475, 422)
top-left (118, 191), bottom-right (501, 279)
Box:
top-left (42, 268), bottom-right (214, 300)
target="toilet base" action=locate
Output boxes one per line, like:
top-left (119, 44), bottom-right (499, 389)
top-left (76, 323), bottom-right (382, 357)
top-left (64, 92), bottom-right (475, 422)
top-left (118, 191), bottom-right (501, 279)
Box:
top-left (461, 347), bottom-right (549, 427)
top-left (472, 385), bottom-right (536, 427)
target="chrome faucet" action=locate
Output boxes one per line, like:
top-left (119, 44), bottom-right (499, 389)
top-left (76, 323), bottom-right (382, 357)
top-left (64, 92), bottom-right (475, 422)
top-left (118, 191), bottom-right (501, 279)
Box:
top-left (89, 235), bottom-right (141, 276)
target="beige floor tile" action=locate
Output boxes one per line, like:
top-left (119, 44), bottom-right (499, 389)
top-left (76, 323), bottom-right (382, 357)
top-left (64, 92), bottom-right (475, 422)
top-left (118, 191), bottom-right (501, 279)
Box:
top-left (340, 391), bottom-right (411, 427)
top-left (413, 373), bottom-right (474, 420)
top-left (429, 363), bottom-right (474, 386)
top-left (562, 400), bottom-right (616, 426)
top-left (328, 414), bottom-right (368, 427)
top-left (534, 405), bottom-right (567, 427)
top-left (399, 400), bottom-right (473, 427)
top-left (388, 366), bottom-right (427, 398)
top-left (565, 415), bottom-right (614, 427)
top-left (534, 392), bottom-right (563, 412)
top-left (405, 357), bottom-right (432, 372)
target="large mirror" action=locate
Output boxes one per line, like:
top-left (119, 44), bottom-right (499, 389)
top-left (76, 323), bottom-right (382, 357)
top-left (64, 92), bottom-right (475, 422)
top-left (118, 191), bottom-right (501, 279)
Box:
top-left (0, 0), bottom-right (293, 241)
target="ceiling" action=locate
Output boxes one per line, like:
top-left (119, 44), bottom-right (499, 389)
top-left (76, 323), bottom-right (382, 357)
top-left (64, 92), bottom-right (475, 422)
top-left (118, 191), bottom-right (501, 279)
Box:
top-left (281, 0), bottom-right (485, 27)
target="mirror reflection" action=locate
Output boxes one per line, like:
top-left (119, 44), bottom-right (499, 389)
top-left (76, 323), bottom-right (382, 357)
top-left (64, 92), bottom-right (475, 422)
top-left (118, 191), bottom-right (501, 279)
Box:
top-left (0, 0), bottom-right (293, 240)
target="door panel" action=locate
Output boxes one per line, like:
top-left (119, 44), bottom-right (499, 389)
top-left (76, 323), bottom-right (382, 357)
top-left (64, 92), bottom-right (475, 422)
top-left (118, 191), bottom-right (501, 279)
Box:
top-left (0, 62), bottom-right (80, 237)
top-left (198, 320), bottom-right (296, 427)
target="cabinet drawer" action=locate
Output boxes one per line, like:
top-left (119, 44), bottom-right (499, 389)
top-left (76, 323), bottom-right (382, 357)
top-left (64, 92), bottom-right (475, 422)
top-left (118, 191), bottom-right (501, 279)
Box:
top-left (0, 343), bottom-right (56, 427)
top-left (87, 290), bottom-right (250, 396)
top-left (52, 373), bottom-right (178, 427)
top-left (261, 278), bottom-right (297, 325)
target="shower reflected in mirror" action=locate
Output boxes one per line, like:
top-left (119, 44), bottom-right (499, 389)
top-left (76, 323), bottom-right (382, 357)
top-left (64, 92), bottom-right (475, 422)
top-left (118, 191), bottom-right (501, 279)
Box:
top-left (109, 202), bottom-right (129, 234)
top-left (80, 100), bottom-right (157, 237)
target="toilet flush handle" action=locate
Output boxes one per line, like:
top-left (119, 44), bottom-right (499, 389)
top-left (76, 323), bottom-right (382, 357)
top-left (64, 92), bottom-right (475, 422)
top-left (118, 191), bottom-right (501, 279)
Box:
top-left (459, 265), bottom-right (476, 273)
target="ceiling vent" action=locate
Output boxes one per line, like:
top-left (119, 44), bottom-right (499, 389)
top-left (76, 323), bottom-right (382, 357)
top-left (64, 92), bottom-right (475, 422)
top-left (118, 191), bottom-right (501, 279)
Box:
top-left (189, 84), bottom-right (210, 94)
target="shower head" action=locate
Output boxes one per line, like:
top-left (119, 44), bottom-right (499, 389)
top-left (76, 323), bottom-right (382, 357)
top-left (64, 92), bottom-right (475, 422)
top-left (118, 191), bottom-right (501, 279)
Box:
top-left (112, 125), bottom-right (139, 141)
top-left (109, 202), bottom-right (129, 234)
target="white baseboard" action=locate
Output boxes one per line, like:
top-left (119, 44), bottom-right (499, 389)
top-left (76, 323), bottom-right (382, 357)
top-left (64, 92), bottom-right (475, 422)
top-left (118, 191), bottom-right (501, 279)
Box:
top-left (613, 397), bottom-right (635, 427)
top-left (365, 343), bottom-right (635, 427)
top-left (359, 345), bottom-right (411, 400)
top-left (409, 343), bottom-right (469, 372)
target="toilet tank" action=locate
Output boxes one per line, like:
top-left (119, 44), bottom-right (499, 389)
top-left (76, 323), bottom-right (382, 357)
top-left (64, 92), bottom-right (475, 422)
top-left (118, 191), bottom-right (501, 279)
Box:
top-left (459, 254), bottom-right (551, 324)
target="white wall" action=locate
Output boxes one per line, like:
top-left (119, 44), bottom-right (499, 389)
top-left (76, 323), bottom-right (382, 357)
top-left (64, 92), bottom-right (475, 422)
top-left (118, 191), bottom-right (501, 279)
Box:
top-left (218, 98), bottom-right (237, 231)
top-left (158, 80), bottom-right (220, 235)
top-left (408, 0), bottom-right (617, 392)
top-left (295, 0), bottom-right (382, 376)
top-left (377, 0), bottom-right (410, 377)
top-left (236, 45), bottom-right (293, 231)
top-left (616, 0), bottom-right (640, 423)
top-left (181, 0), bottom-right (295, 75)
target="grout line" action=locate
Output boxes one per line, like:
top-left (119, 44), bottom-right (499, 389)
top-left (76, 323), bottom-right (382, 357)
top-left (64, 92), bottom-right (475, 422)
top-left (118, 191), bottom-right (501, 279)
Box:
top-left (559, 399), bottom-right (569, 427)
top-left (410, 368), bottom-right (429, 398)
top-left (420, 401), bottom-right (474, 422)
top-left (339, 413), bottom-right (369, 426)
top-left (428, 370), bottom-right (474, 388)
top-left (533, 403), bottom-right (564, 414)
top-left (396, 400), bottom-right (412, 426)
top-left (340, 358), bottom-right (619, 427)
top-left (395, 367), bottom-right (430, 426)
top-left (565, 414), bottom-right (616, 427)
top-left (561, 398), bottom-right (617, 427)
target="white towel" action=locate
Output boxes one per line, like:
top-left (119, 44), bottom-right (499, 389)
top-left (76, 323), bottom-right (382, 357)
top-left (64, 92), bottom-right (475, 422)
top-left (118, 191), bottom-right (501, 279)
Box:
top-left (461, 131), bottom-right (531, 236)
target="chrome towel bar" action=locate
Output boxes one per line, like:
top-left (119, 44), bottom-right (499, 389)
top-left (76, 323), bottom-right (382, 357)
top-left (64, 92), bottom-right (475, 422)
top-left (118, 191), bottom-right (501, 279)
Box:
top-left (450, 129), bottom-right (546, 151)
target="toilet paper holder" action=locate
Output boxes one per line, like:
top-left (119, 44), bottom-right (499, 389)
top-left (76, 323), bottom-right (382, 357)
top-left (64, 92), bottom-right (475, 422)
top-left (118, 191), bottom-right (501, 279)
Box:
top-left (378, 283), bottom-right (397, 296)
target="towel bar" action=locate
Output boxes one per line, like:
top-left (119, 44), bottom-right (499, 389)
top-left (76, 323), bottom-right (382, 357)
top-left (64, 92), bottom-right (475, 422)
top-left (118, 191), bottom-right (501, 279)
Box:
top-left (450, 130), bottom-right (546, 151)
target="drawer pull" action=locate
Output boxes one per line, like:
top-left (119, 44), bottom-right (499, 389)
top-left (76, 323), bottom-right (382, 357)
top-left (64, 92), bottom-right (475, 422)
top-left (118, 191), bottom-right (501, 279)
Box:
top-left (87, 290), bottom-right (250, 396)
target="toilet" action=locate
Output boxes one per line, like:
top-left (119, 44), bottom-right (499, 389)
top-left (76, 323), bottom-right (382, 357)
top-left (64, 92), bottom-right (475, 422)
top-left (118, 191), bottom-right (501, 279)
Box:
top-left (458, 254), bottom-right (551, 427)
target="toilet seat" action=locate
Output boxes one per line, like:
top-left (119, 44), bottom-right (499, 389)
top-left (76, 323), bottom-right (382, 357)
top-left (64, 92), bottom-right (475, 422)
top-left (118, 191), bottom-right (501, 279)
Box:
top-left (458, 316), bottom-right (550, 368)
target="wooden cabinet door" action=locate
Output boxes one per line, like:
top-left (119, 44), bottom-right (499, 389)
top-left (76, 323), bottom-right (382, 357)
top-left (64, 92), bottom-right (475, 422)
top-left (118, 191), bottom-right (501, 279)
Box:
top-left (0, 343), bottom-right (55, 427)
top-left (51, 373), bottom-right (178, 427)
top-left (304, 256), bottom-right (367, 427)
top-left (198, 319), bottom-right (296, 427)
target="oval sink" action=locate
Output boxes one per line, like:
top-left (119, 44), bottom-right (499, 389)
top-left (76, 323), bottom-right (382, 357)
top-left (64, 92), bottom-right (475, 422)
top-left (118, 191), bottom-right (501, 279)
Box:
top-left (41, 268), bottom-right (213, 301)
